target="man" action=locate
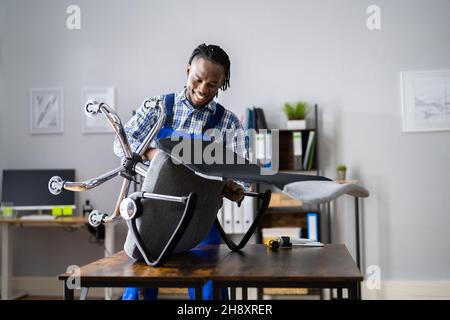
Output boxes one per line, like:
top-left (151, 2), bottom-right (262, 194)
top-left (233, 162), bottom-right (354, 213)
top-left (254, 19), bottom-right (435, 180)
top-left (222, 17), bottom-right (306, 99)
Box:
top-left (114, 43), bottom-right (248, 300)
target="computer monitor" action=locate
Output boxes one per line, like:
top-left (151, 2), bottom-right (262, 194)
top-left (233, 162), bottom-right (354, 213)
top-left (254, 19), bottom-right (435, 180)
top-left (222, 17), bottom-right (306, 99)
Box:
top-left (1, 169), bottom-right (75, 210)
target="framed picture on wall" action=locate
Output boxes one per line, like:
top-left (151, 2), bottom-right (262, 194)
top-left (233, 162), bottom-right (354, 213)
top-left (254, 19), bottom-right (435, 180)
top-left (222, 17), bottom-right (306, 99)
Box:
top-left (401, 69), bottom-right (450, 132)
top-left (30, 88), bottom-right (64, 134)
top-left (81, 87), bottom-right (115, 134)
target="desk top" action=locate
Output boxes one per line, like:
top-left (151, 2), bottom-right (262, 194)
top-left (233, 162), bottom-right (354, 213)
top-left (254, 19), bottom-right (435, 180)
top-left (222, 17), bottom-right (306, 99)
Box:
top-left (59, 244), bottom-right (362, 284)
top-left (0, 216), bottom-right (87, 226)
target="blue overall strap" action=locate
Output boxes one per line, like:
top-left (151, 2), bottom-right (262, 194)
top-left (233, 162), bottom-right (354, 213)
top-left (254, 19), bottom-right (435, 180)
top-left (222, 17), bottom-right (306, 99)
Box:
top-left (163, 93), bottom-right (175, 127)
top-left (156, 93), bottom-right (176, 139)
top-left (204, 103), bottom-right (225, 132)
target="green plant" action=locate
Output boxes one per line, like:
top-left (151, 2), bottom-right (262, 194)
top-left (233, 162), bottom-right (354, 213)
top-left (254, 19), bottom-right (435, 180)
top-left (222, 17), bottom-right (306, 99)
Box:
top-left (283, 101), bottom-right (310, 120)
top-left (337, 164), bottom-right (347, 171)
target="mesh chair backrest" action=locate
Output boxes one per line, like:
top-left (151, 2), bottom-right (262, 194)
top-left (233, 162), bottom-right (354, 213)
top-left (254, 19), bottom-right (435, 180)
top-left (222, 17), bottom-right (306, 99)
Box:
top-left (124, 151), bottom-right (225, 260)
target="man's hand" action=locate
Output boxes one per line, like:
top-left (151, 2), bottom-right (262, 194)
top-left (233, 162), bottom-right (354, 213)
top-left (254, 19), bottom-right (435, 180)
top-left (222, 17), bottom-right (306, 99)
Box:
top-left (143, 148), bottom-right (160, 161)
top-left (222, 180), bottom-right (244, 202)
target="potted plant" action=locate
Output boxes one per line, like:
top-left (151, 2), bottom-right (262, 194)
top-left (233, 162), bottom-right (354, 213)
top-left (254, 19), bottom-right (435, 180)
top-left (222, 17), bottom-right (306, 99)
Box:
top-left (284, 101), bottom-right (310, 129)
top-left (337, 164), bottom-right (347, 182)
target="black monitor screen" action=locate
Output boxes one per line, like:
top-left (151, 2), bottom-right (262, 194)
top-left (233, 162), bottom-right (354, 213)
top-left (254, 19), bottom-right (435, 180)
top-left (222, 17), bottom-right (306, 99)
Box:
top-left (1, 169), bottom-right (75, 209)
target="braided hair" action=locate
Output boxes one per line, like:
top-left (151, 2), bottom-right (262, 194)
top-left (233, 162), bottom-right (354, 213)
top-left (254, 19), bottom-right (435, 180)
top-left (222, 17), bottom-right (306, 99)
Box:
top-left (188, 43), bottom-right (231, 91)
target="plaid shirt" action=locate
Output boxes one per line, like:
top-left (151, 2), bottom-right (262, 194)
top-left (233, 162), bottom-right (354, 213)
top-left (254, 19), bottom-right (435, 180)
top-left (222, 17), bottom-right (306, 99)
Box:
top-left (113, 89), bottom-right (249, 188)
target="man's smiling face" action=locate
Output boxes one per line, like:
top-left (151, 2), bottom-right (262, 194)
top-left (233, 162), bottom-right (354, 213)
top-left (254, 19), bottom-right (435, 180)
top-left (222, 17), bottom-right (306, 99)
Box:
top-left (185, 56), bottom-right (225, 108)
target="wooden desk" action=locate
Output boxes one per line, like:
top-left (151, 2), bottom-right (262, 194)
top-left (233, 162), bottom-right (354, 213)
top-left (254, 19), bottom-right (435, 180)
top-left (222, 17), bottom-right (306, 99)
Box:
top-left (58, 244), bottom-right (363, 300)
top-left (0, 216), bottom-right (87, 226)
top-left (0, 216), bottom-right (115, 300)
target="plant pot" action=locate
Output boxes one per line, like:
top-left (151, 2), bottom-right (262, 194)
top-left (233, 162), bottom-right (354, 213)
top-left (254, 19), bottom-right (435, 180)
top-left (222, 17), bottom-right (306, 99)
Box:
top-left (337, 170), bottom-right (346, 181)
top-left (287, 120), bottom-right (306, 130)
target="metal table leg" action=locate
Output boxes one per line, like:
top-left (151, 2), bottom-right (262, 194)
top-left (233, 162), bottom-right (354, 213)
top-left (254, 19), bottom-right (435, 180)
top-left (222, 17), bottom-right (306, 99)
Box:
top-left (195, 284), bottom-right (203, 300)
top-left (257, 287), bottom-right (263, 300)
top-left (337, 288), bottom-right (343, 300)
top-left (355, 197), bottom-right (362, 299)
top-left (80, 287), bottom-right (89, 300)
top-left (355, 197), bottom-right (361, 270)
top-left (230, 287), bottom-right (236, 300)
top-left (64, 280), bottom-right (74, 300)
top-left (348, 283), bottom-right (359, 300)
top-left (242, 287), bottom-right (248, 300)
top-left (213, 284), bottom-right (220, 300)
top-left (1, 223), bottom-right (27, 300)
top-left (327, 202), bottom-right (331, 243)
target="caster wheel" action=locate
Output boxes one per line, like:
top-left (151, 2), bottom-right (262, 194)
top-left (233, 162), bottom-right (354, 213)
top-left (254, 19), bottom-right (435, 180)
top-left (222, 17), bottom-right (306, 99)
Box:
top-left (120, 198), bottom-right (138, 220)
top-left (84, 99), bottom-right (100, 117)
top-left (88, 210), bottom-right (105, 227)
top-left (48, 176), bottom-right (63, 195)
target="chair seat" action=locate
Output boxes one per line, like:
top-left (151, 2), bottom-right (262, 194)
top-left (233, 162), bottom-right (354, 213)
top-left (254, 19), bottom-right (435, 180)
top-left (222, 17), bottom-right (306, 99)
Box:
top-left (282, 181), bottom-right (369, 205)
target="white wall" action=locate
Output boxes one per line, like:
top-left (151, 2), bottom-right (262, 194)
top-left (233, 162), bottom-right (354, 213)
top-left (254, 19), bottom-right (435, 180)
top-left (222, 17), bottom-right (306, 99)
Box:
top-left (0, 0), bottom-right (449, 288)
top-left (0, 1), bottom-right (5, 187)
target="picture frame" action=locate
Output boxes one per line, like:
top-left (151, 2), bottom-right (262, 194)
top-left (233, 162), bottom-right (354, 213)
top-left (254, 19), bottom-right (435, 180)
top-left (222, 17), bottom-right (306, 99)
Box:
top-left (30, 88), bottom-right (64, 134)
top-left (401, 69), bottom-right (450, 132)
top-left (81, 87), bottom-right (116, 134)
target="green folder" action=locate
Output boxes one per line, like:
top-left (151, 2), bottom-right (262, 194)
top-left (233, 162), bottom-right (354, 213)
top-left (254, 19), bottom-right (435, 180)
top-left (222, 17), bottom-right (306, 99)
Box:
top-left (2, 206), bottom-right (14, 217)
top-left (63, 206), bottom-right (73, 216)
top-left (52, 207), bottom-right (63, 217)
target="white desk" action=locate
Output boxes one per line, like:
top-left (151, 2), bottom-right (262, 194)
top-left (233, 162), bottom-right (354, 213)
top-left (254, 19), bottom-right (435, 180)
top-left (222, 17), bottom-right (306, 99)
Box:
top-left (0, 216), bottom-right (115, 300)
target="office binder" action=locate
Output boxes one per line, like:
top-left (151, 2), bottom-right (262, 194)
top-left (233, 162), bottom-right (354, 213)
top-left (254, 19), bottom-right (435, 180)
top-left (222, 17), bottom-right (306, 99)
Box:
top-left (303, 131), bottom-right (315, 170)
top-left (306, 212), bottom-right (319, 241)
top-left (306, 133), bottom-right (317, 170)
top-left (255, 133), bottom-right (265, 165)
top-left (264, 132), bottom-right (272, 168)
top-left (254, 107), bottom-right (268, 130)
top-left (292, 131), bottom-right (303, 170)
top-left (242, 196), bottom-right (255, 233)
top-left (223, 199), bottom-right (234, 234)
top-left (245, 107), bottom-right (255, 130)
top-left (232, 202), bottom-right (244, 234)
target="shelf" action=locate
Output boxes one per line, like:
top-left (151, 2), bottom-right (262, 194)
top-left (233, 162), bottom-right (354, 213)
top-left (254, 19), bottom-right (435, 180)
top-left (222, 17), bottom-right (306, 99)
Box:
top-left (259, 211), bottom-right (308, 229)
top-left (277, 128), bottom-right (316, 132)
top-left (279, 170), bottom-right (317, 175)
top-left (263, 288), bottom-right (308, 295)
top-left (266, 206), bottom-right (305, 213)
top-left (277, 130), bottom-right (317, 171)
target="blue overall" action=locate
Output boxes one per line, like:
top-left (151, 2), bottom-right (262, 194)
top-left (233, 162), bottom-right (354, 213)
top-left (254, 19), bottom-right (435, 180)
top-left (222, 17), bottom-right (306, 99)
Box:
top-left (122, 93), bottom-right (228, 300)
